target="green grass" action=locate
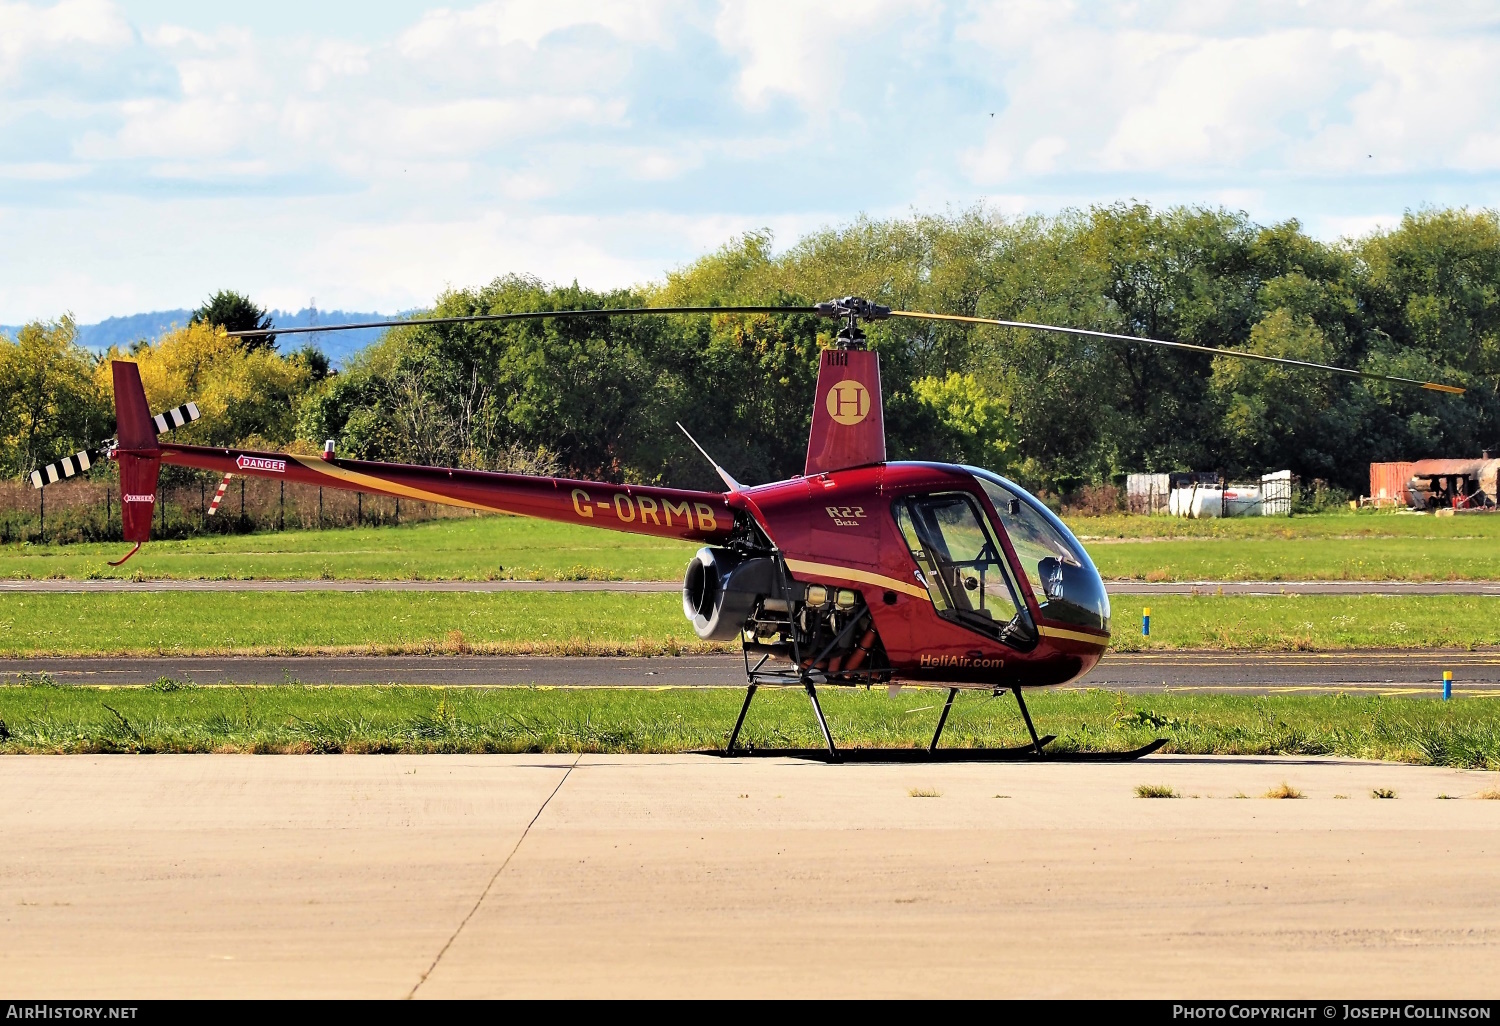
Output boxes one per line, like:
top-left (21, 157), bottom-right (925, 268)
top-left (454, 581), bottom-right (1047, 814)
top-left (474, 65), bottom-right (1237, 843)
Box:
top-left (1071, 511), bottom-right (1500, 540)
top-left (0, 591), bottom-right (706, 656)
top-left (2, 686), bottom-right (1498, 769)
top-left (1110, 594), bottom-right (1500, 651)
top-left (0, 515), bottom-right (696, 582)
top-left (1074, 511), bottom-right (1500, 582)
top-left (7, 510), bottom-right (1500, 583)
top-left (1087, 537), bottom-right (1500, 582)
top-left (2, 592), bottom-right (1497, 656)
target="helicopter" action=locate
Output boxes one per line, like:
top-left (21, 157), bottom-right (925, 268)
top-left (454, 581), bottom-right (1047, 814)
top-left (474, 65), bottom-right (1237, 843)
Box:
top-left (30, 297), bottom-right (1464, 760)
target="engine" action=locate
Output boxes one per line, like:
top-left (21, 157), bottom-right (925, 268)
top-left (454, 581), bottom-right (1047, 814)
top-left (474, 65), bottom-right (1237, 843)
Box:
top-left (681, 547), bottom-right (886, 680)
top-left (682, 547), bottom-right (777, 641)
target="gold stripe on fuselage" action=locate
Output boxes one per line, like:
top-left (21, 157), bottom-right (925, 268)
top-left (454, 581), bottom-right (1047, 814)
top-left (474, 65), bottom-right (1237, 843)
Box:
top-left (1037, 624), bottom-right (1110, 647)
top-left (289, 455), bottom-right (520, 516)
top-left (782, 558), bottom-right (931, 601)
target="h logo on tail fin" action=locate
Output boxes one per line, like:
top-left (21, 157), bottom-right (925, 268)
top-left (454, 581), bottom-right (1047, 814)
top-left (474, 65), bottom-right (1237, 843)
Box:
top-left (826, 380), bottom-right (871, 425)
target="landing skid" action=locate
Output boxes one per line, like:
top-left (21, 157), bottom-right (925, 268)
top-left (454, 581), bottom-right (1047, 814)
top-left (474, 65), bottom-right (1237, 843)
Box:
top-left (1043, 738), bottom-right (1170, 762)
top-left (720, 674), bottom-right (1171, 762)
top-left (728, 627), bottom-right (1164, 763)
top-left (704, 736), bottom-right (1170, 763)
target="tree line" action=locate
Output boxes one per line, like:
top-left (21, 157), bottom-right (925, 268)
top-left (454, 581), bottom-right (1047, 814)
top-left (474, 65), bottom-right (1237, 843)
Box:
top-left (3, 204), bottom-right (1497, 500)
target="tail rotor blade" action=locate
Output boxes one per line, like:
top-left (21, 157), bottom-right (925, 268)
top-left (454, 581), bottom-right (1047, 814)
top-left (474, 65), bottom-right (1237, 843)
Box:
top-left (152, 401), bottom-right (201, 435)
top-left (889, 311), bottom-right (1467, 395)
top-left (29, 447), bottom-right (102, 489)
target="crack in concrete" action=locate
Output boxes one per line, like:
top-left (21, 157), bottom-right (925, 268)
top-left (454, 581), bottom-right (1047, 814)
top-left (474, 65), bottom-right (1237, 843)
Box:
top-left (407, 753), bottom-right (582, 998)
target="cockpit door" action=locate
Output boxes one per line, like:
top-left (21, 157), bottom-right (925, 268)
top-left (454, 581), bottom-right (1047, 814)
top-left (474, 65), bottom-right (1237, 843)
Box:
top-left (893, 492), bottom-right (1035, 647)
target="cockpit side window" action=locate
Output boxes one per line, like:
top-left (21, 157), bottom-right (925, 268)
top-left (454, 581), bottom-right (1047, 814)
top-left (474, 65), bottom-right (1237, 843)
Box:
top-left (893, 492), bottom-right (1034, 647)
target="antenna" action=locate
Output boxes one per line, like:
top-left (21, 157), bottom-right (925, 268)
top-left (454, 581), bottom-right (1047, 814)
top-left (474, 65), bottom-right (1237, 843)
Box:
top-left (677, 422), bottom-right (743, 492)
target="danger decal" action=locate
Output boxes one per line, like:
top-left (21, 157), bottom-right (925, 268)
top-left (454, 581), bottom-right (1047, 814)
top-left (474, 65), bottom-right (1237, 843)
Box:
top-left (236, 455), bottom-right (286, 473)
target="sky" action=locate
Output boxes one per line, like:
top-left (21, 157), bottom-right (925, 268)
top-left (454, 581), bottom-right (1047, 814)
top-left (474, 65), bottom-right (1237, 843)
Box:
top-left (3, 0), bottom-right (1500, 323)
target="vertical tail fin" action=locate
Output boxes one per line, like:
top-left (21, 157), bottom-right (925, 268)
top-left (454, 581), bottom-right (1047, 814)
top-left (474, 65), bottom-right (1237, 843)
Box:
top-left (111, 360), bottom-right (160, 544)
top-left (804, 349), bottom-right (886, 476)
top-left (112, 360), bottom-right (157, 451)
top-left (117, 452), bottom-right (160, 543)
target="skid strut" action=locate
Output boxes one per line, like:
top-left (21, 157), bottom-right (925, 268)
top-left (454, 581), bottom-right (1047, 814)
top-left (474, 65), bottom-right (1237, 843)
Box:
top-left (1012, 686), bottom-right (1045, 756)
top-left (804, 683), bottom-right (839, 762)
top-left (929, 687), bottom-right (959, 753)
top-left (726, 683), bottom-right (758, 755)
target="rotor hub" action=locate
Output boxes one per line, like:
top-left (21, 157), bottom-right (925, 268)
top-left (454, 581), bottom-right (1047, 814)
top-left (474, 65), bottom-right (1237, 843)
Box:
top-left (815, 296), bottom-right (890, 349)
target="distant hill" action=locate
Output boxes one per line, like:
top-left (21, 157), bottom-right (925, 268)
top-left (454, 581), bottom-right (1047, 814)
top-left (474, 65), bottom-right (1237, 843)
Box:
top-left (258, 308), bottom-right (410, 365)
top-left (1, 306), bottom-right (410, 367)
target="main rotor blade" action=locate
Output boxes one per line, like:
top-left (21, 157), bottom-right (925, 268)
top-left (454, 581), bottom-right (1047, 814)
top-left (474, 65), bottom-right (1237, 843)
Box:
top-left (226, 305), bottom-right (818, 338)
top-left (891, 311), bottom-right (1466, 395)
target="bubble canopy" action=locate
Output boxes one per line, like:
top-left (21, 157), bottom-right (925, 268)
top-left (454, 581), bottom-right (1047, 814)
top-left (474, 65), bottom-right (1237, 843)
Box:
top-left (965, 467), bottom-right (1111, 633)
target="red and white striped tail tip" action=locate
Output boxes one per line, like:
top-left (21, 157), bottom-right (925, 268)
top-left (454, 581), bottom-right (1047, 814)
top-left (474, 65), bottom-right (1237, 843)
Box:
top-left (207, 473), bottom-right (232, 516)
top-left (29, 448), bottom-right (95, 489)
top-left (152, 401), bottom-right (200, 435)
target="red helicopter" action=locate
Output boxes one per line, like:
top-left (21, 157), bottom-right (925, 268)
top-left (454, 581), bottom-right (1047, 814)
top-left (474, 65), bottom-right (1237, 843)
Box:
top-left (31, 297), bottom-right (1464, 759)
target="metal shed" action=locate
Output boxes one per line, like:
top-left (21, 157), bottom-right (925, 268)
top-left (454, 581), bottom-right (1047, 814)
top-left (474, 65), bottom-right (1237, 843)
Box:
top-left (1406, 458), bottom-right (1499, 510)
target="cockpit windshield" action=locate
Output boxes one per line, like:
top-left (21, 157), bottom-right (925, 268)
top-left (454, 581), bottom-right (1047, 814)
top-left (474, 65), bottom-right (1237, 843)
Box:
top-left (966, 468), bottom-right (1111, 632)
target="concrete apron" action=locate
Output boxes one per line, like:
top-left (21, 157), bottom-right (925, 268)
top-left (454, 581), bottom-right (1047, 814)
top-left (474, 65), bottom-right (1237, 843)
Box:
top-left (1, 753), bottom-right (1497, 998)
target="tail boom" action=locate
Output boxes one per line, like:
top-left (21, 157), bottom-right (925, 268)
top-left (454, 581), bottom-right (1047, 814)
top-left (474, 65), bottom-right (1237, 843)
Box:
top-left (159, 443), bottom-right (734, 543)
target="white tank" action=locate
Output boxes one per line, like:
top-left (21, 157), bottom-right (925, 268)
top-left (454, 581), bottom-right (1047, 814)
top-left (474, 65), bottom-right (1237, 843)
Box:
top-left (1222, 484), bottom-right (1261, 517)
top-left (1170, 485), bottom-right (1223, 518)
top-left (1168, 487), bottom-right (1186, 517)
top-left (1191, 487), bottom-right (1223, 518)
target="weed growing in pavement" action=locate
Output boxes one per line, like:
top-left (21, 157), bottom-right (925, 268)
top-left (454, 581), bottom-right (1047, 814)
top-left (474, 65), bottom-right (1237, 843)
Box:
top-left (908, 788), bottom-right (942, 798)
top-left (1135, 784), bottom-right (1178, 798)
top-left (1371, 788), bottom-right (1398, 799)
top-left (1265, 782), bottom-right (1305, 799)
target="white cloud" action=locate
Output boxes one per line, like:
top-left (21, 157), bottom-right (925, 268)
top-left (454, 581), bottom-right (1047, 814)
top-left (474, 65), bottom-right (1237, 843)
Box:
top-left (959, 4), bottom-right (1500, 186)
top-left (713, 0), bottom-right (934, 111)
top-left (0, 160), bottom-right (89, 179)
top-left (398, 0), bottom-right (681, 56)
top-left (1308, 211), bottom-right (1403, 241)
top-left (0, 0), bottom-right (132, 76)
top-left (4, 0), bottom-right (1500, 323)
